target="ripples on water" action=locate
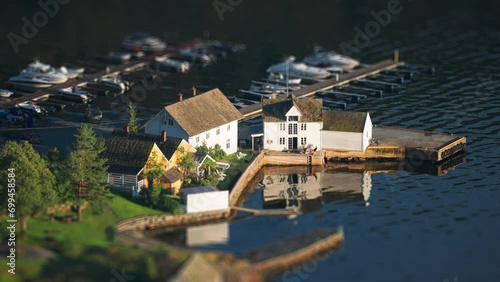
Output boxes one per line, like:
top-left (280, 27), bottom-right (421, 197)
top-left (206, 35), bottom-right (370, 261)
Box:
top-left (163, 15), bottom-right (499, 282)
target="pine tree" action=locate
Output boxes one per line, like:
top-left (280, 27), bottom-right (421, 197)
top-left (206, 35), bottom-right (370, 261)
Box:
top-left (67, 124), bottom-right (109, 222)
top-left (0, 141), bottom-right (57, 233)
top-left (127, 102), bottom-right (140, 133)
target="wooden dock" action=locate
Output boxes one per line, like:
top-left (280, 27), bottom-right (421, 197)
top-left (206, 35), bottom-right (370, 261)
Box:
top-left (239, 59), bottom-right (404, 120)
top-left (0, 39), bottom-right (204, 109)
top-left (323, 126), bottom-right (467, 162)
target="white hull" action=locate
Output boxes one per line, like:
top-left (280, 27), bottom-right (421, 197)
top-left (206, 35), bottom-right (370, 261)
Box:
top-left (155, 57), bottom-right (190, 73)
top-left (0, 90), bottom-right (14, 98)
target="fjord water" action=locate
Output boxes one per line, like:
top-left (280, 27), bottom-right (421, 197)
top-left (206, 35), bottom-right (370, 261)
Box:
top-left (1, 1), bottom-right (499, 281)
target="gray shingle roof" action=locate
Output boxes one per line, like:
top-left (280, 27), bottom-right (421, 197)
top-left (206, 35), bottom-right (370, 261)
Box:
top-left (322, 110), bottom-right (368, 132)
top-left (262, 98), bottom-right (323, 122)
top-left (165, 88), bottom-right (243, 136)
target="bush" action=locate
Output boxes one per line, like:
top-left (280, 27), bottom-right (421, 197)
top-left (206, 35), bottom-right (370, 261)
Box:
top-left (158, 195), bottom-right (182, 214)
top-left (105, 225), bottom-right (117, 242)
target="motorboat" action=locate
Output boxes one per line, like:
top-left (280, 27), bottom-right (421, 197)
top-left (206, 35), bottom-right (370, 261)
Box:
top-left (107, 52), bottom-right (132, 63)
top-left (16, 102), bottom-right (47, 116)
top-left (122, 32), bottom-right (167, 52)
top-left (0, 89), bottom-right (13, 98)
top-left (265, 73), bottom-right (302, 85)
top-left (303, 46), bottom-right (360, 69)
top-left (266, 56), bottom-right (331, 79)
top-left (8, 71), bottom-right (64, 89)
top-left (57, 86), bottom-right (91, 104)
top-left (250, 82), bottom-right (300, 93)
top-left (27, 59), bottom-right (84, 79)
top-left (178, 48), bottom-right (212, 64)
top-left (155, 56), bottom-right (190, 73)
top-left (98, 77), bottom-right (129, 94)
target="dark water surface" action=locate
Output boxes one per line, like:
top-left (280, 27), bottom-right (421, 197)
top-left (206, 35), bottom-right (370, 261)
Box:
top-left (1, 1), bottom-right (499, 281)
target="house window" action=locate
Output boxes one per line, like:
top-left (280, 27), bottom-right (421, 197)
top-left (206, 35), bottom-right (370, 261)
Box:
top-left (288, 124), bottom-right (298, 135)
top-left (196, 136), bottom-right (200, 143)
top-left (206, 133), bottom-right (210, 139)
top-left (168, 118), bottom-right (173, 126)
top-left (301, 137), bottom-right (307, 145)
top-left (279, 137), bottom-right (285, 145)
top-left (288, 116), bottom-right (299, 121)
top-left (279, 123), bottom-right (286, 131)
top-left (162, 118), bottom-right (166, 125)
top-left (226, 139), bottom-right (230, 149)
top-left (216, 128), bottom-right (220, 135)
top-left (300, 123), bottom-right (307, 131)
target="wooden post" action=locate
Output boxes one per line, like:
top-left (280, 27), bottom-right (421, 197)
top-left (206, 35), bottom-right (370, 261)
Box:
top-left (394, 49), bottom-right (399, 63)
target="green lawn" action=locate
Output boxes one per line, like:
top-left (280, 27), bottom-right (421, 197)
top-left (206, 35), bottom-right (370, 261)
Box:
top-left (0, 195), bottom-right (182, 282)
top-left (27, 195), bottom-right (163, 248)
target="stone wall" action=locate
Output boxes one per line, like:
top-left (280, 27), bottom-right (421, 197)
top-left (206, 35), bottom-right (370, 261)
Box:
top-left (115, 209), bottom-right (230, 232)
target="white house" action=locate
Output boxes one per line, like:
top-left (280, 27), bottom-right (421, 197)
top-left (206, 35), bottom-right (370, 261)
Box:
top-left (321, 110), bottom-right (372, 151)
top-left (144, 88), bottom-right (243, 155)
top-left (262, 96), bottom-right (372, 152)
top-left (262, 97), bottom-right (323, 151)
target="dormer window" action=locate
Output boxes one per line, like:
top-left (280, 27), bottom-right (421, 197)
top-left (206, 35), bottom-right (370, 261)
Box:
top-left (288, 116), bottom-right (299, 121)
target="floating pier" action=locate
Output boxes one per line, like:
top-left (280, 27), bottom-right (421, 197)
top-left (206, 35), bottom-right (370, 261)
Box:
top-left (0, 39), bottom-right (204, 109)
top-left (323, 126), bottom-right (467, 162)
top-left (239, 59), bottom-right (404, 120)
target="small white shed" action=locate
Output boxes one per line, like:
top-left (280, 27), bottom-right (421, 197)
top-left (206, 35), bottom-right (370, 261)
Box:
top-left (321, 111), bottom-right (372, 151)
top-left (179, 186), bottom-right (229, 213)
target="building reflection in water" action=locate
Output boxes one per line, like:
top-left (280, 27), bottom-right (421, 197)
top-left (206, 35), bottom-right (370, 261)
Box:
top-left (262, 170), bottom-right (371, 213)
top-left (186, 222), bottom-right (229, 247)
top-left (260, 153), bottom-right (466, 213)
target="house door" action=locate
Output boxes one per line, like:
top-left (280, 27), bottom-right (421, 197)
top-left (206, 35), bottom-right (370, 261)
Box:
top-left (288, 137), bottom-right (298, 150)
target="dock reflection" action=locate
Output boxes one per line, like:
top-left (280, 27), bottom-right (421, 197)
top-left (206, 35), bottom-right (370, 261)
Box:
top-left (260, 153), bottom-right (466, 212)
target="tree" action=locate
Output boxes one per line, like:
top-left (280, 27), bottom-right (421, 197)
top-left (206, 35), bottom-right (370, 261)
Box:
top-left (144, 151), bottom-right (164, 188)
top-left (0, 141), bottom-right (57, 233)
top-left (179, 153), bottom-right (196, 177)
top-left (67, 124), bottom-right (109, 222)
top-left (44, 147), bottom-right (72, 203)
top-left (127, 102), bottom-right (139, 133)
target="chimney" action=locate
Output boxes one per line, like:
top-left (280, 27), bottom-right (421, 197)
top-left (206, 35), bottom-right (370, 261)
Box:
top-left (271, 92), bottom-right (277, 100)
top-left (161, 130), bottom-right (167, 142)
top-left (192, 86), bottom-right (197, 96)
top-left (125, 125), bottom-right (130, 137)
top-left (179, 92), bottom-right (183, 101)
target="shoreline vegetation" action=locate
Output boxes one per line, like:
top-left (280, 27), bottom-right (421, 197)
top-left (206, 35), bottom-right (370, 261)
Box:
top-left (0, 124), bottom-right (342, 281)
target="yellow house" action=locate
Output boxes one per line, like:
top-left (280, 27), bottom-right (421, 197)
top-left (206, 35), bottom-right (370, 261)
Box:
top-left (102, 128), bottom-right (196, 195)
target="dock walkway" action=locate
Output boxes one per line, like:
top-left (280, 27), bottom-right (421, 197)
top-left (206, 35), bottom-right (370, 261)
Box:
top-left (239, 59), bottom-right (404, 119)
top-left (0, 39), bottom-right (203, 109)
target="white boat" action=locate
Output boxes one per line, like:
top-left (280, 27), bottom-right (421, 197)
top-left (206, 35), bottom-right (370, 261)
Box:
top-left (27, 59), bottom-right (84, 79)
top-left (107, 52), bottom-right (132, 63)
top-left (122, 32), bottom-right (167, 52)
top-left (16, 102), bottom-right (46, 115)
top-left (266, 56), bottom-right (331, 79)
top-left (178, 48), bottom-right (212, 64)
top-left (265, 73), bottom-right (302, 85)
top-left (303, 47), bottom-right (360, 69)
top-left (99, 77), bottom-right (129, 94)
top-left (155, 56), bottom-right (190, 73)
top-left (57, 86), bottom-right (91, 104)
top-left (8, 71), bottom-right (64, 88)
top-left (0, 89), bottom-right (13, 98)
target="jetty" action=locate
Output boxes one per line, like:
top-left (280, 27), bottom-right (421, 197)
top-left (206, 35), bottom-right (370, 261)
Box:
top-left (0, 39), bottom-right (203, 109)
top-left (239, 59), bottom-right (404, 120)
